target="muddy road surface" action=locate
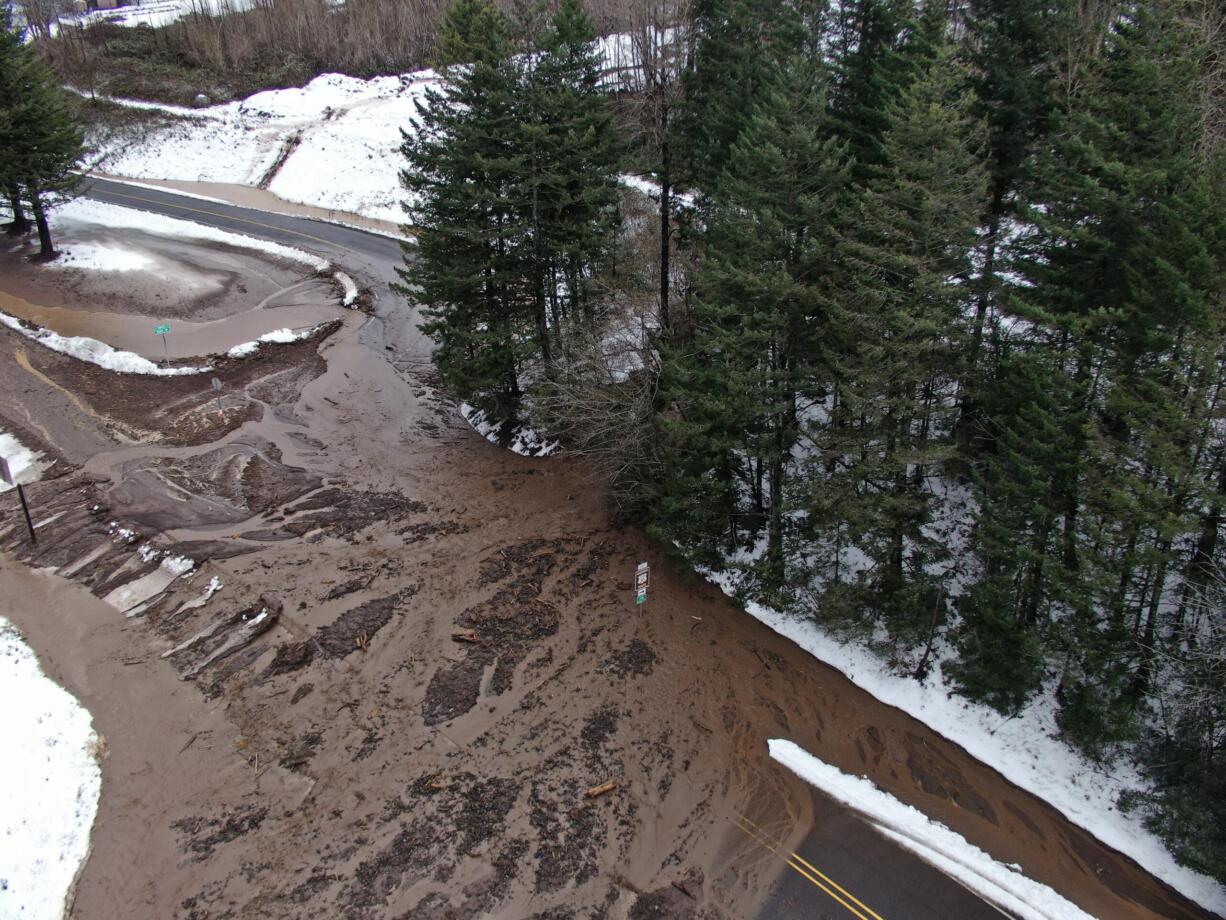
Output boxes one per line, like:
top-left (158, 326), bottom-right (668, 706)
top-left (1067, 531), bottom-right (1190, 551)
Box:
top-left (0, 178), bottom-right (1215, 920)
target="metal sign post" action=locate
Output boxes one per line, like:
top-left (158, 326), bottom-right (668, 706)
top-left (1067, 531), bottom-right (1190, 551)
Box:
top-left (153, 322), bottom-right (171, 365)
top-left (0, 456), bottom-right (36, 545)
top-left (635, 561), bottom-right (649, 606)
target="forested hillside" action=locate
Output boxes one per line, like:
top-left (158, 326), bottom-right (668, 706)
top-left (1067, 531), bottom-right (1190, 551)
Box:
top-left (400, 0), bottom-right (1226, 882)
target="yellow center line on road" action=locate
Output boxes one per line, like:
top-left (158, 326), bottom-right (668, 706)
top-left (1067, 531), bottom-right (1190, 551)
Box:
top-left (734, 812), bottom-right (886, 920)
top-left (86, 188), bottom-right (339, 248)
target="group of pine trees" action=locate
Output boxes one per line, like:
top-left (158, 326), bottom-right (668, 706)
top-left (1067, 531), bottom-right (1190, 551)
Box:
top-left (405, 0), bottom-right (1225, 878)
top-left (1, 0), bottom-right (85, 256)
top-left (397, 0), bottom-right (623, 441)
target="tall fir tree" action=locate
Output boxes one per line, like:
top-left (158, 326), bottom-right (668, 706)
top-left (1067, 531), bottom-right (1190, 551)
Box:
top-left (826, 0), bottom-right (922, 183)
top-left (521, 0), bottom-right (623, 338)
top-left (398, 0), bottom-right (530, 442)
top-left (680, 0), bottom-right (820, 189)
top-left (654, 56), bottom-right (852, 591)
top-left (960, 0), bottom-right (1073, 380)
top-left (0, 0), bottom-right (84, 257)
top-left (815, 37), bottom-right (987, 642)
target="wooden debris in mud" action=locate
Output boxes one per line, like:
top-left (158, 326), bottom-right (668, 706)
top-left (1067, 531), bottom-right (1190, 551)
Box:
top-left (585, 780), bottom-right (617, 799)
top-left (164, 594), bottom-right (282, 678)
top-left (451, 629), bottom-right (481, 644)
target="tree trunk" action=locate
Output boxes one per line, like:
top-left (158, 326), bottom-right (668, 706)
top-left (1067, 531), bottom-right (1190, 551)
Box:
top-left (5, 184), bottom-right (31, 236)
top-left (766, 437), bottom-right (785, 590)
top-left (658, 131), bottom-right (672, 332)
top-left (31, 193), bottom-right (55, 260)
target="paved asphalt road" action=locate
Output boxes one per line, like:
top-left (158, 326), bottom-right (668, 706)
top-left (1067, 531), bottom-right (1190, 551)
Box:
top-left (80, 175), bottom-right (1016, 920)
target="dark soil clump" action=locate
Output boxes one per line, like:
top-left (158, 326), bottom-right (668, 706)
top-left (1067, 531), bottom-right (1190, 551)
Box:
top-left (349, 822), bottom-right (440, 909)
top-left (581, 704), bottom-right (620, 750)
top-left (173, 805), bottom-right (269, 861)
top-left (605, 639), bottom-right (657, 678)
top-left (315, 587), bottom-right (417, 658)
top-left (263, 640), bottom-right (316, 678)
top-left (422, 653), bottom-right (489, 726)
top-left (457, 777), bottom-right (520, 853)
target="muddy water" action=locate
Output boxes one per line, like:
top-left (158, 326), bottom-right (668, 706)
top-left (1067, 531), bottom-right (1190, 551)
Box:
top-left (0, 286), bottom-right (345, 359)
top-left (0, 204), bottom-right (1217, 919)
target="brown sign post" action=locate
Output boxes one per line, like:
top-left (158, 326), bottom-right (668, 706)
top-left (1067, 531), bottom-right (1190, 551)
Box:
top-left (0, 456), bottom-right (36, 545)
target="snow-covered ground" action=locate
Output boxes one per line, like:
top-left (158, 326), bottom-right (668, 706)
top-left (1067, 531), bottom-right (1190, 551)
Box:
top-left (0, 429), bottom-right (53, 492)
top-left (226, 324), bottom-right (323, 358)
top-left (0, 309), bottom-right (213, 376)
top-left (714, 574), bottom-right (1226, 915)
top-left (460, 403), bottom-right (558, 458)
top-left (58, 0), bottom-right (257, 31)
top-left (86, 37), bottom-right (650, 225)
top-left (89, 72), bottom-right (440, 224)
top-left (55, 198), bottom-right (329, 272)
top-left (0, 618), bottom-right (102, 920)
top-left (769, 740), bottom-right (1097, 920)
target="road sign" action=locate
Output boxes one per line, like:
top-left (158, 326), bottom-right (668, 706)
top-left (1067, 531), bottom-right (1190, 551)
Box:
top-left (635, 561), bottom-right (649, 605)
top-left (211, 377), bottom-right (221, 391)
top-left (154, 323), bottom-right (171, 365)
top-left (0, 455), bottom-right (12, 486)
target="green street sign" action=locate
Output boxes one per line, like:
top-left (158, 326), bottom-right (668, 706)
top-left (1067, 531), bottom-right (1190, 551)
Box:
top-left (153, 323), bottom-right (171, 335)
top-left (636, 592), bottom-right (646, 605)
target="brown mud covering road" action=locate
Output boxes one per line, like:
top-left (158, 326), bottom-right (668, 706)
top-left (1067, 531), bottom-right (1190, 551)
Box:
top-left (0, 186), bottom-right (1218, 920)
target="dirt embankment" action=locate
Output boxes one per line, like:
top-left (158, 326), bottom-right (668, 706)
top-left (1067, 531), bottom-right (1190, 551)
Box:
top-left (0, 239), bottom-right (1218, 920)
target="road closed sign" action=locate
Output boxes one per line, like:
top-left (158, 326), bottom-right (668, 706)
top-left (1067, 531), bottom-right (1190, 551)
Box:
top-left (635, 561), bottom-right (649, 605)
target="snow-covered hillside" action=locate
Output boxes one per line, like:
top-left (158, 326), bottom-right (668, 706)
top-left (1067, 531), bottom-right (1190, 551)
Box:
top-left (85, 34), bottom-right (641, 224)
top-left (89, 72), bottom-right (439, 223)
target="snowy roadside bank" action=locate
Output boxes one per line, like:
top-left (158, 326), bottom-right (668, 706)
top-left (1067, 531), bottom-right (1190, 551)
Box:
top-left (769, 740), bottom-right (1096, 920)
top-left (83, 36), bottom-right (645, 226)
top-left (0, 429), bottom-right (53, 492)
top-left (720, 580), bottom-right (1226, 915)
top-left (0, 617), bottom-right (101, 920)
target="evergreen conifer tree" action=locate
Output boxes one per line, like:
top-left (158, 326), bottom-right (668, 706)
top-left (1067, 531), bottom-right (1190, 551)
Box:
top-left (0, 1), bottom-right (84, 257)
top-left (654, 57), bottom-right (852, 591)
top-left (398, 0), bottom-right (530, 443)
top-left (821, 39), bottom-right (987, 639)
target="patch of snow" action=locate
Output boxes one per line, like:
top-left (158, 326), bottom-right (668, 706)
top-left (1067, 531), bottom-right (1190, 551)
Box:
top-left (62, 0), bottom-right (258, 31)
top-left (203, 576), bottom-right (223, 599)
top-left (619, 173), bottom-right (697, 209)
top-left (0, 429), bottom-right (52, 493)
top-left (107, 522), bottom-right (138, 544)
top-left (56, 198), bottom-right (329, 271)
top-left (50, 240), bottom-right (154, 272)
top-left (226, 325), bottom-right (319, 358)
top-left (0, 617), bottom-right (101, 920)
top-left (335, 271), bottom-right (359, 307)
top-left (460, 402), bottom-right (558, 457)
top-left (709, 577), bottom-right (1226, 915)
top-left (768, 740), bottom-right (1097, 920)
top-left (0, 310), bottom-right (212, 376)
top-left (160, 555), bottom-right (195, 576)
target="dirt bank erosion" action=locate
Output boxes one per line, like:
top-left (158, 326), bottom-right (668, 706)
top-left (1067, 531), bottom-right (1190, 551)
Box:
top-left (0, 194), bottom-right (1217, 919)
